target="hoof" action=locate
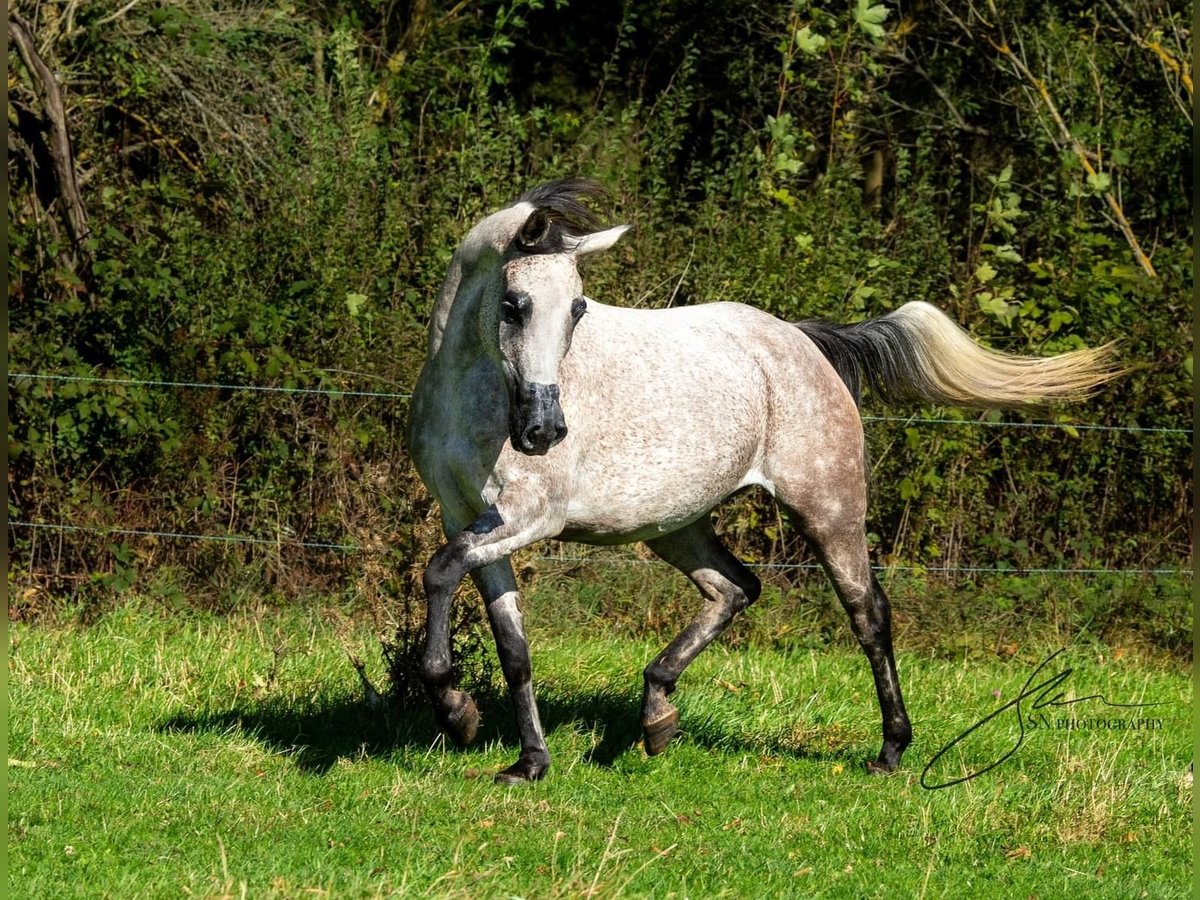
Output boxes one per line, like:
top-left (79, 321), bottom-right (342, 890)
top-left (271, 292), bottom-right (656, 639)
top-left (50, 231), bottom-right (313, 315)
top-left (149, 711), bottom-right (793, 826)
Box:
top-left (440, 691), bottom-right (480, 747)
top-left (643, 707), bottom-right (679, 756)
top-left (865, 738), bottom-right (908, 774)
top-left (865, 755), bottom-right (901, 775)
top-left (494, 752), bottom-right (549, 784)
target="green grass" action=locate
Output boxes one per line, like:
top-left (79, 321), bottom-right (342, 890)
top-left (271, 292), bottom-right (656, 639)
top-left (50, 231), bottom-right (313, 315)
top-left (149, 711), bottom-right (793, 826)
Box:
top-left (9, 601), bottom-right (1192, 898)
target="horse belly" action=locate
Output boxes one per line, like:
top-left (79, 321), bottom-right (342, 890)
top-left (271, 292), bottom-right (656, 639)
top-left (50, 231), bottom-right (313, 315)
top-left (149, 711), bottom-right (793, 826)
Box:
top-left (561, 400), bottom-right (761, 543)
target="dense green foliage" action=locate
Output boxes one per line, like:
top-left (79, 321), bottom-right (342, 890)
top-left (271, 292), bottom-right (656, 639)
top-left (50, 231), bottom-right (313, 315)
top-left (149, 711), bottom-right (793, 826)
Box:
top-left (9, 604), bottom-right (1192, 897)
top-left (8, 0), bottom-right (1192, 614)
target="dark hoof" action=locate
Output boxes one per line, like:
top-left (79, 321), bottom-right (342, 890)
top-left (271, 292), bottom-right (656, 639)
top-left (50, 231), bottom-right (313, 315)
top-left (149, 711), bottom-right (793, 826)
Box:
top-left (440, 691), bottom-right (480, 747)
top-left (643, 707), bottom-right (679, 756)
top-left (865, 750), bottom-right (903, 774)
top-left (494, 752), bottom-right (549, 784)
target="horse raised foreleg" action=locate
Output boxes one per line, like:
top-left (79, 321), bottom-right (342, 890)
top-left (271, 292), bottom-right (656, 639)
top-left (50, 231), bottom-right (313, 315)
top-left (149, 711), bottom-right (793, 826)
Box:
top-left (420, 498), bottom-right (561, 782)
top-left (420, 530), bottom-right (482, 749)
top-left (641, 517), bottom-right (761, 755)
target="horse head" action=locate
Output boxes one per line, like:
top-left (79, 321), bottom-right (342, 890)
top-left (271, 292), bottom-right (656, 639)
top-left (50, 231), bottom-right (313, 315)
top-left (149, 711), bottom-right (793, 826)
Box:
top-left (496, 200), bottom-right (629, 455)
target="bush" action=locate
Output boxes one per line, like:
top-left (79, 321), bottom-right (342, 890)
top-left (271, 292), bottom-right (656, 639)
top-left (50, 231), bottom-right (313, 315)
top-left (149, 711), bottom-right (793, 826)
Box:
top-left (8, 1), bottom-right (1191, 640)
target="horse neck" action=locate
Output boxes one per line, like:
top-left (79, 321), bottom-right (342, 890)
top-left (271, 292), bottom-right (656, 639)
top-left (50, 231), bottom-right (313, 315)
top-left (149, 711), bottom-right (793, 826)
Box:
top-left (428, 206), bottom-right (530, 357)
top-left (427, 263), bottom-right (505, 392)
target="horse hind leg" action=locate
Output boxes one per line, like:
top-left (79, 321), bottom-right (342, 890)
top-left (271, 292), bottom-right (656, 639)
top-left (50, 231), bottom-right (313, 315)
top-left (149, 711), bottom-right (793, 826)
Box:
top-left (641, 516), bottom-right (762, 755)
top-left (783, 500), bottom-right (912, 772)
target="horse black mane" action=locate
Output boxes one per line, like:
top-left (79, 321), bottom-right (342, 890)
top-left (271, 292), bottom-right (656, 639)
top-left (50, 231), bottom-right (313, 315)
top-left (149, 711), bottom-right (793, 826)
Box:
top-left (512, 178), bottom-right (608, 254)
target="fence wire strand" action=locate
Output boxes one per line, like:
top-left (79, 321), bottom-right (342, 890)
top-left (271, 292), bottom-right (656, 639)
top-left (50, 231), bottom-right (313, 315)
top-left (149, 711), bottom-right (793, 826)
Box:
top-left (9, 520), bottom-right (359, 551)
top-left (9, 372), bottom-right (1192, 435)
top-left (8, 521), bottom-right (1190, 577)
top-left (9, 369), bottom-right (1192, 579)
top-left (9, 371), bottom-right (411, 401)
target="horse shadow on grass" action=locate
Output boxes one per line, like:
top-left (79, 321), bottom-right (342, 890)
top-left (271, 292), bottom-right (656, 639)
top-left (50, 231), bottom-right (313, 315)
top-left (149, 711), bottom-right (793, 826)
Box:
top-left (159, 684), bottom-right (863, 776)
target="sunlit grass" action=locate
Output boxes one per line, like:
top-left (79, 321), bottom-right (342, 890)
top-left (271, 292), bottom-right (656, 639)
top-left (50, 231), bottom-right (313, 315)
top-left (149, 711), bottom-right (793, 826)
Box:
top-left (9, 601), bottom-right (1191, 898)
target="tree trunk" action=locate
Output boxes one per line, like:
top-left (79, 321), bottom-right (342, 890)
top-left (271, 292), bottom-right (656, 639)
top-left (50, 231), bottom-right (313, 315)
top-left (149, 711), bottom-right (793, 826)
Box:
top-left (8, 14), bottom-right (90, 249)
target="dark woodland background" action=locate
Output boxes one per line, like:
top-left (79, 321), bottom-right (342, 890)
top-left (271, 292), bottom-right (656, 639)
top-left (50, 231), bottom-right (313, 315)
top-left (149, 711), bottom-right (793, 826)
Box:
top-left (7, 1), bottom-right (1192, 633)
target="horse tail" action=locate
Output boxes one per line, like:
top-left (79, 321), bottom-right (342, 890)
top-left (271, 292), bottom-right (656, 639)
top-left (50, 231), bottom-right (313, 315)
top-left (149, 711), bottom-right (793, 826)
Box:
top-left (796, 301), bottom-right (1121, 409)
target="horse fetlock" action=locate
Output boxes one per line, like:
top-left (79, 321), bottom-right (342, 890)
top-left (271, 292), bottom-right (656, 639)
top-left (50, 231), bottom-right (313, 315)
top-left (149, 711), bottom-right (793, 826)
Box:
top-left (867, 733), bottom-right (910, 774)
top-left (890, 717), bottom-right (914, 751)
top-left (419, 654), bottom-right (453, 689)
top-left (642, 661), bottom-right (677, 695)
top-left (494, 749), bottom-right (550, 784)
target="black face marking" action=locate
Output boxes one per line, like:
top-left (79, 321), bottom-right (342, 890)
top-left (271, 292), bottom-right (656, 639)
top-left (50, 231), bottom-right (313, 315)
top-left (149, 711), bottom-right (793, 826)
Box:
top-left (509, 380), bottom-right (567, 455)
top-left (502, 292), bottom-right (531, 327)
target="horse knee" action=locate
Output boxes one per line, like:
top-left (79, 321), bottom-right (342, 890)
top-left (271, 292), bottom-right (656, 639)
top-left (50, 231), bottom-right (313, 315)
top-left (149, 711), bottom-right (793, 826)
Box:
top-left (737, 570), bottom-right (762, 607)
top-left (423, 542), bottom-right (467, 598)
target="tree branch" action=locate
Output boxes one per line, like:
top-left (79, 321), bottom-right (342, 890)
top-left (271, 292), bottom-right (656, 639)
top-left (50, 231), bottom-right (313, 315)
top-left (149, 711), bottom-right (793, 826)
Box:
top-left (988, 37), bottom-right (1157, 278)
top-left (885, 46), bottom-right (992, 136)
top-left (8, 14), bottom-right (90, 248)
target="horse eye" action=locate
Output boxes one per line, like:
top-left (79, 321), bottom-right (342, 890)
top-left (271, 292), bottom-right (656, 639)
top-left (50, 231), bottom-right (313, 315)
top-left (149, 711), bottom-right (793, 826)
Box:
top-left (502, 293), bottom-right (528, 326)
top-left (571, 297), bottom-right (587, 320)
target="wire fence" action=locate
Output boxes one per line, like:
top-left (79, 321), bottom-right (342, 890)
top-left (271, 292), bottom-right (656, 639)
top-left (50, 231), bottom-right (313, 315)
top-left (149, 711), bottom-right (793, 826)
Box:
top-left (9, 371), bottom-right (1193, 434)
top-left (8, 370), bottom-right (1193, 580)
top-left (7, 521), bottom-right (1191, 579)
top-left (8, 372), bottom-right (412, 401)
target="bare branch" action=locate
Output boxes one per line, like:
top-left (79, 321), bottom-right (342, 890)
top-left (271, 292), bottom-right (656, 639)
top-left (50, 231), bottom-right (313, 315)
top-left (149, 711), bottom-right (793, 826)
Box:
top-left (934, 0), bottom-right (1159, 279)
top-left (8, 13), bottom-right (90, 247)
top-left (94, 0), bottom-right (146, 30)
top-left (885, 46), bottom-right (992, 136)
top-left (988, 37), bottom-right (1157, 278)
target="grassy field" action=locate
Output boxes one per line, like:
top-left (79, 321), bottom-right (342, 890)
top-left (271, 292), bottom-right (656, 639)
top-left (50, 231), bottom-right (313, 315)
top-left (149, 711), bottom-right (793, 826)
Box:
top-left (9, 600), bottom-right (1192, 898)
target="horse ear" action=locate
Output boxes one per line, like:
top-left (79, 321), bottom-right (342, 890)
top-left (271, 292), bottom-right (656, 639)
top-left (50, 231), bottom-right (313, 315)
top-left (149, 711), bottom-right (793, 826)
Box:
top-left (570, 225), bottom-right (631, 257)
top-left (516, 208), bottom-right (553, 251)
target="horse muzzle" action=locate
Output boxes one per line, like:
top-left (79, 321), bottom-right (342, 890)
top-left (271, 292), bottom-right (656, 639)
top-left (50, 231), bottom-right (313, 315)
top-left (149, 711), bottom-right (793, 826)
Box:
top-left (509, 381), bottom-right (568, 455)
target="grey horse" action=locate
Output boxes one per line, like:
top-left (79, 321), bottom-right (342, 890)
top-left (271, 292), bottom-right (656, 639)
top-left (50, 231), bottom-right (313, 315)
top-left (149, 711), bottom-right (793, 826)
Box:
top-left (408, 179), bottom-right (1117, 784)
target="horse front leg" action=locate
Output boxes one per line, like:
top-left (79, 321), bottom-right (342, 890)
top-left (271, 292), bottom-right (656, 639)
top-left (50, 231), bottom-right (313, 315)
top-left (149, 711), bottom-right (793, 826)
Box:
top-left (420, 528), bottom-right (481, 748)
top-left (472, 560), bottom-right (549, 782)
top-left (420, 497), bottom-right (560, 781)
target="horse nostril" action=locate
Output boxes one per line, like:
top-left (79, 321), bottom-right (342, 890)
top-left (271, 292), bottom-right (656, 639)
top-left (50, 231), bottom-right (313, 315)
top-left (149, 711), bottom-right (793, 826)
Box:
top-left (522, 423), bottom-right (548, 446)
top-left (520, 421), bottom-right (567, 451)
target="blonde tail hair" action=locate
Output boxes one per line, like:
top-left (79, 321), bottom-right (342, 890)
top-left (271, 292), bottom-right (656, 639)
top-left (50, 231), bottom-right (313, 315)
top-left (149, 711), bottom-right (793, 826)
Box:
top-left (797, 301), bottom-right (1122, 409)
